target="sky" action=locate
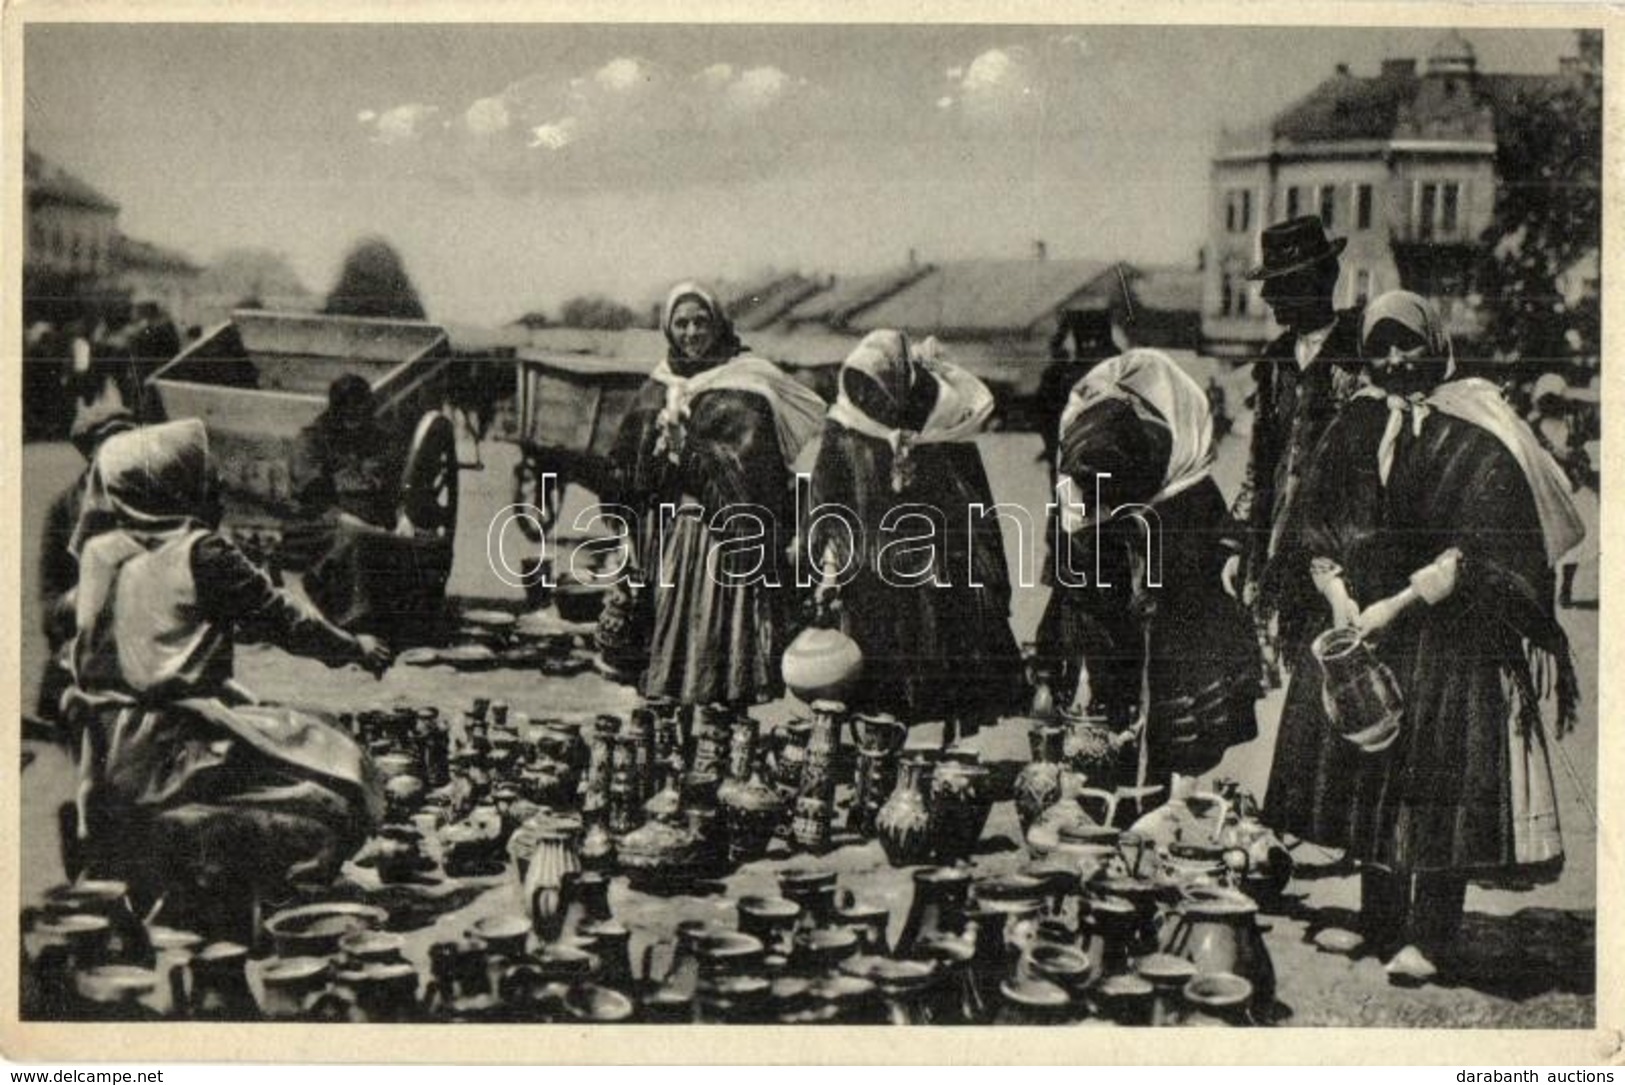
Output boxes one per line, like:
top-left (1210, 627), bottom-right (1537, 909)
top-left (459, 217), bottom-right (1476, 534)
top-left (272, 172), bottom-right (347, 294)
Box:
top-left (24, 22), bottom-right (1583, 325)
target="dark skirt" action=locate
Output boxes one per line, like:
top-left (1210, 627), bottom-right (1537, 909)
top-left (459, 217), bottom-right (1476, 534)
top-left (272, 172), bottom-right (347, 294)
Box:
top-left (1264, 607), bottom-right (1563, 884)
top-left (72, 698), bottom-right (377, 911)
top-left (836, 567), bottom-right (1022, 725)
top-left (642, 514), bottom-right (785, 706)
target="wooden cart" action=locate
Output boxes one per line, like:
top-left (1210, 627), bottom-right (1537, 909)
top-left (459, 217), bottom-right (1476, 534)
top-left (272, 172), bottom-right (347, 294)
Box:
top-left (145, 310), bottom-right (463, 563)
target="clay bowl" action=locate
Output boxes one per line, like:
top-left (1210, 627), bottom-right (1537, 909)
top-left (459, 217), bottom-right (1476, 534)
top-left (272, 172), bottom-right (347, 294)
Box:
top-left (263, 902), bottom-right (388, 960)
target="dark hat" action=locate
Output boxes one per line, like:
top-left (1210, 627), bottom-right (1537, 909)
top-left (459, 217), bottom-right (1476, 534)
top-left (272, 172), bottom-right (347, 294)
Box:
top-left (1246, 216), bottom-right (1347, 281)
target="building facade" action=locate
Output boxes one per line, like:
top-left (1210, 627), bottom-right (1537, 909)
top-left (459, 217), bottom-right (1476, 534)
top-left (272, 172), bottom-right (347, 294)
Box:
top-left (1203, 31), bottom-right (1579, 357)
top-left (23, 146), bottom-right (120, 287)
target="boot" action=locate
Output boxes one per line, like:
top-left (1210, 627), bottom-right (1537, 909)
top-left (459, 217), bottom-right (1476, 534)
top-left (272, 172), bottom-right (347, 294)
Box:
top-left (1358, 866), bottom-right (1407, 961)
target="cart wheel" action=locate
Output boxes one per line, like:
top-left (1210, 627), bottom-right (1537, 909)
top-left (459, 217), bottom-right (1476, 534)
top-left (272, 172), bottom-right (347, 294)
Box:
top-left (400, 412), bottom-right (460, 536)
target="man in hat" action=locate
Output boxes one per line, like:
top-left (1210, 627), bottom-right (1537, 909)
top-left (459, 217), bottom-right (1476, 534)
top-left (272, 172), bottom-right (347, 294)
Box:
top-left (1223, 216), bottom-right (1364, 654)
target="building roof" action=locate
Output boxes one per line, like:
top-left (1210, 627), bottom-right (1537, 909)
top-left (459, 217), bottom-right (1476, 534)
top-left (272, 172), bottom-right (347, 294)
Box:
top-left (847, 259), bottom-right (1117, 337)
top-left (114, 235), bottom-right (201, 275)
top-left (1270, 63), bottom-right (1562, 147)
top-left (1128, 266), bottom-right (1204, 313)
top-left (719, 273), bottom-right (825, 331)
top-left (24, 148), bottom-right (120, 213)
top-left (781, 264), bottom-right (935, 328)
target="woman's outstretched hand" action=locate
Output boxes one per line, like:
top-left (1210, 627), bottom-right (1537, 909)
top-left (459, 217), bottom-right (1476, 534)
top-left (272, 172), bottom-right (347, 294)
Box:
top-left (352, 634), bottom-right (394, 679)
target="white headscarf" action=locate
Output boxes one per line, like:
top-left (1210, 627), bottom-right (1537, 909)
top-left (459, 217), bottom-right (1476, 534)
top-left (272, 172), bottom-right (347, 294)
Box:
top-left (1055, 349), bottom-right (1214, 533)
top-left (1356, 291), bottom-right (1583, 563)
top-left (825, 329), bottom-right (995, 491)
top-left (649, 281), bottom-right (826, 464)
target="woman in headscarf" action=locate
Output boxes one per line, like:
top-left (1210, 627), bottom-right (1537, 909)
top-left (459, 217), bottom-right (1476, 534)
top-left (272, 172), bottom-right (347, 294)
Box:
top-left (597, 282), bottom-right (825, 707)
top-left (807, 329), bottom-right (1021, 744)
top-left (1265, 291), bottom-right (1583, 983)
top-left (1038, 348), bottom-right (1260, 795)
top-left (61, 419), bottom-right (390, 938)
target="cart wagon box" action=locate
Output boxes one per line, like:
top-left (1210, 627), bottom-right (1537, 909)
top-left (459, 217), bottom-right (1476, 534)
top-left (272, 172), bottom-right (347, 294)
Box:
top-left (513, 348), bottom-right (656, 459)
top-left (146, 310), bottom-right (452, 509)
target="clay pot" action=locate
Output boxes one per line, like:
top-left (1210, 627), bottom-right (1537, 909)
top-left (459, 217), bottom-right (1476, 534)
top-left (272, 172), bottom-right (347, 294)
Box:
top-left (1136, 952), bottom-right (1198, 1027)
top-left (1013, 724), bottom-right (1068, 835)
top-left (1162, 886), bottom-right (1275, 1010)
top-left (996, 975), bottom-right (1073, 1025)
top-left (893, 866), bottom-right (972, 957)
top-left (1182, 971), bottom-right (1254, 1026)
top-left (259, 956), bottom-right (332, 1020)
top-left (875, 757), bottom-right (935, 868)
top-left (737, 896), bottom-right (803, 957)
top-left (1312, 626), bottom-right (1404, 753)
top-left (188, 941), bottom-right (256, 1021)
top-left (777, 870), bottom-right (839, 931)
top-left (781, 626), bottom-right (863, 703)
top-left (262, 902), bottom-right (388, 961)
top-left (522, 826), bottom-right (582, 941)
top-left (931, 760), bottom-right (993, 864)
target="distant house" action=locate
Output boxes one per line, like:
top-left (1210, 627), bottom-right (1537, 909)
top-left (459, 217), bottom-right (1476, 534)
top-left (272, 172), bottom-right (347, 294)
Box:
top-left (24, 146), bottom-right (120, 282)
top-left (113, 235), bottom-right (203, 327)
top-left (779, 263), bottom-right (936, 331)
top-left (1205, 30), bottom-right (1597, 357)
top-left (23, 147), bottom-right (121, 323)
top-left (718, 272), bottom-right (826, 332)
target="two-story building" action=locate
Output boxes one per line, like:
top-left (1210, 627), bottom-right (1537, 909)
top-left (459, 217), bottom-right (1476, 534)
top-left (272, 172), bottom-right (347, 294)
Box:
top-left (1203, 31), bottom-right (1583, 358)
top-left (23, 146), bottom-right (122, 322)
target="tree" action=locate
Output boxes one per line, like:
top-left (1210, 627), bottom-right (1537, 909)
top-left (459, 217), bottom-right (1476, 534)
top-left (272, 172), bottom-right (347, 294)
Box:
top-left (1476, 32), bottom-right (1601, 377)
top-left (559, 294), bottom-right (638, 330)
top-left (323, 237), bottom-right (427, 320)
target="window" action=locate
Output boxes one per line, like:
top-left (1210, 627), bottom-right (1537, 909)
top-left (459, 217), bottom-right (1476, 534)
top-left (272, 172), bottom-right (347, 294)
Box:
top-left (1353, 269), bottom-right (1373, 305)
top-left (1415, 180), bottom-right (1464, 239)
top-left (1440, 183), bottom-right (1460, 234)
top-left (1355, 183), bottom-right (1374, 230)
top-left (1418, 183), bottom-right (1438, 240)
top-left (1286, 186), bottom-right (1301, 220)
top-left (1222, 272), bottom-right (1252, 317)
top-left (52, 227), bottom-right (64, 258)
top-left (1318, 185), bottom-right (1336, 228)
top-left (1224, 188), bottom-right (1253, 234)
top-left (71, 236), bottom-right (82, 265)
top-left (30, 221), bottom-right (43, 253)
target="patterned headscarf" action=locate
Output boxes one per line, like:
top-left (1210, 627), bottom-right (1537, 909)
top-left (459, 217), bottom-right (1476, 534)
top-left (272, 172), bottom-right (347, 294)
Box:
top-left (826, 329), bottom-right (996, 492)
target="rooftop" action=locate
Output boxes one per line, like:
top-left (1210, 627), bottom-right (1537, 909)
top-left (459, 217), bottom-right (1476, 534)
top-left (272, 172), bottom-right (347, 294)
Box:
top-left (25, 148), bottom-right (120, 213)
top-left (847, 259), bottom-right (1119, 337)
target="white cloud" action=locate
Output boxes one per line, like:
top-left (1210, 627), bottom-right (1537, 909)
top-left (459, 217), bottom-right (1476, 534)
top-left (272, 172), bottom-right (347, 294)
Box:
top-left (963, 49), bottom-right (1019, 93)
top-left (465, 96), bottom-right (511, 136)
top-left (945, 66), bottom-right (964, 81)
top-left (371, 103), bottom-right (439, 144)
top-left (528, 118), bottom-right (579, 151)
top-left (943, 46), bottom-right (1041, 124)
top-left (1054, 33), bottom-right (1088, 55)
top-left (357, 109), bottom-right (377, 123)
top-left (725, 66), bottom-right (790, 111)
top-left (698, 63), bottom-right (734, 87)
top-left (936, 96), bottom-right (955, 110)
top-left (595, 57), bottom-right (649, 93)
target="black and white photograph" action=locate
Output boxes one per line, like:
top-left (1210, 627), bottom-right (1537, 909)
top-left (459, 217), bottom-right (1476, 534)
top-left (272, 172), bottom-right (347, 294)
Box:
top-left (3, 2), bottom-right (1612, 1062)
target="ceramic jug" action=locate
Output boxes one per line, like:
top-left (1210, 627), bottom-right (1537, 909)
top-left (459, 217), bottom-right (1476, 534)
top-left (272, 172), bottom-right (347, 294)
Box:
top-left (876, 757), bottom-right (935, 867)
